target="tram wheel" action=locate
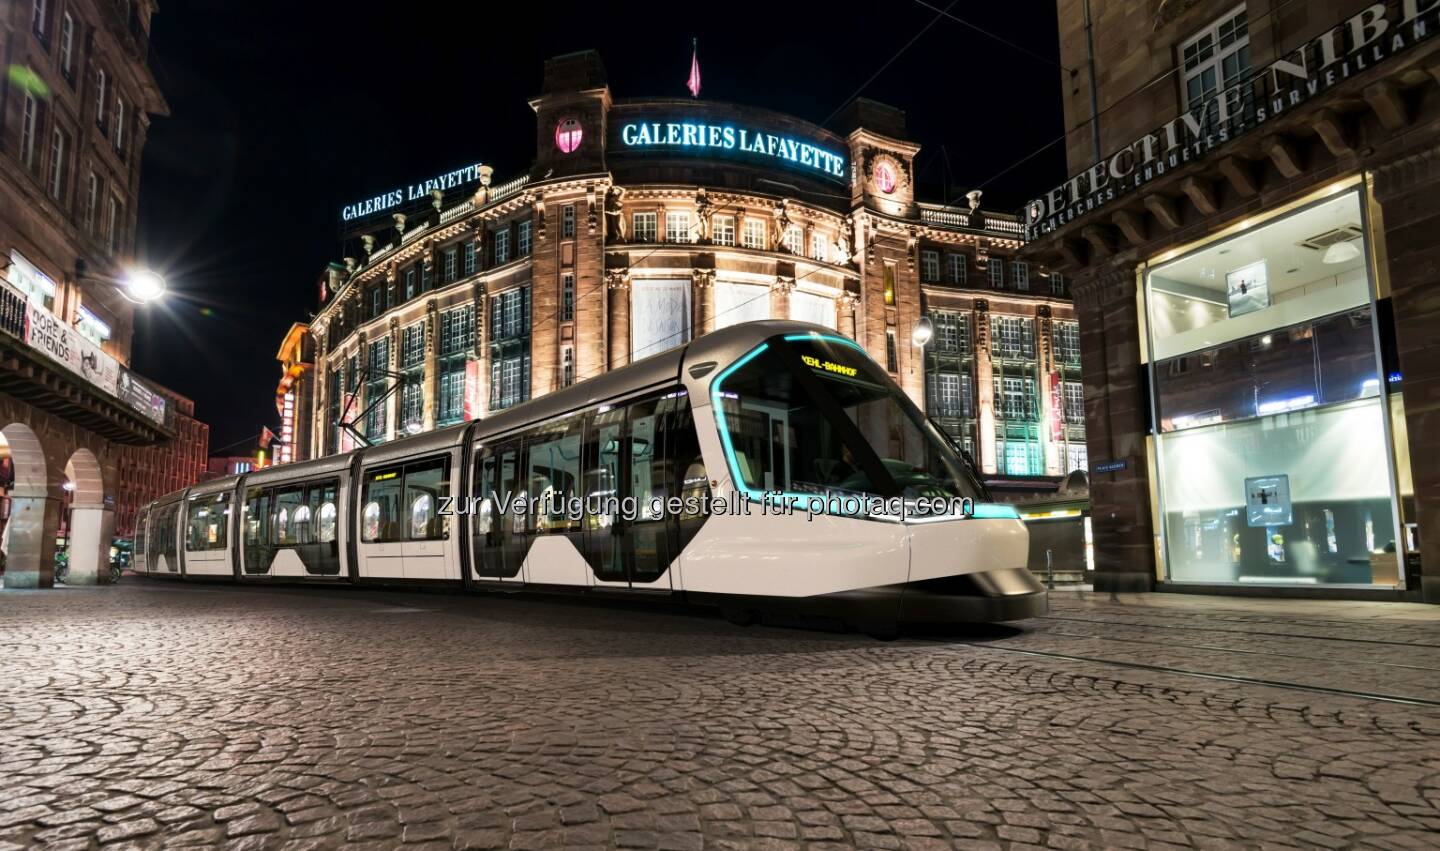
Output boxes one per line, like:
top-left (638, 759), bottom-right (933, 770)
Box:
top-left (720, 606), bottom-right (757, 627)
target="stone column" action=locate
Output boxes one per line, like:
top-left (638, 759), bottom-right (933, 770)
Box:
top-left (693, 269), bottom-right (715, 336)
top-left (423, 299), bottom-right (439, 432)
top-left (974, 299), bottom-right (996, 475)
top-left (837, 293), bottom-right (859, 340)
top-left (473, 281), bottom-right (487, 417)
top-left (1072, 263), bottom-right (1155, 594)
top-left (771, 275), bottom-right (794, 323)
top-left (67, 504), bottom-right (112, 586)
top-left (607, 271), bottom-right (630, 370)
top-left (1374, 145), bottom-right (1440, 602)
top-left (1036, 305), bottom-right (1061, 476)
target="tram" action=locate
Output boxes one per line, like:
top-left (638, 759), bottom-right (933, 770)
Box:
top-left (134, 321), bottom-right (1046, 631)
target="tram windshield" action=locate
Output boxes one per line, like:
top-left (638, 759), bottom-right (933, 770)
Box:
top-left (713, 333), bottom-right (986, 510)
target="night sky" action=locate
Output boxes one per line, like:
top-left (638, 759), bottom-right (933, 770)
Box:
top-left (132, 0), bottom-right (1065, 452)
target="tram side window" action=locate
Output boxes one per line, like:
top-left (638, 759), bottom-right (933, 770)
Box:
top-left (186, 493), bottom-right (230, 551)
top-left (157, 508), bottom-right (179, 558)
top-left (307, 479), bottom-right (339, 544)
top-left (404, 458), bottom-right (450, 540)
top-left (244, 487), bottom-right (271, 547)
top-left (528, 415), bottom-right (583, 534)
top-left (134, 514), bottom-right (147, 556)
top-left (273, 485), bottom-right (306, 546)
top-left (362, 466), bottom-right (404, 542)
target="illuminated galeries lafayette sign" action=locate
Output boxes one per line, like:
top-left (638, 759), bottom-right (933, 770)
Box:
top-left (1024, 0), bottom-right (1440, 239)
top-left (340, 162), bottom-right (485, 222)
top-left (618, 121), bottom-right (847, 181)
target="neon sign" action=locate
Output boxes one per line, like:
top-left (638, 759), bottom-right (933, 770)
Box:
top-left (619, 121), bottom-right (846, 180)
top-left (800, 354), bottom-right (858, 378)
top-left (340, 161), bottom-right (486, 222)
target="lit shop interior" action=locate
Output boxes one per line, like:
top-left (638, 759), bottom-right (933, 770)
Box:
top-left (1142, 185), bottom-right (1413, 588)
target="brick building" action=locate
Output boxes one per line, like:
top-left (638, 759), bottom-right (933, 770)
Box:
top-left (0, 0), bottom-right (172, 586)
top-left (115, 384), bottom-right (209, 536)
top-left (296, 51), bottom-right (1084, 498)
top-left (1022, 0), bottom-right (1440, 601)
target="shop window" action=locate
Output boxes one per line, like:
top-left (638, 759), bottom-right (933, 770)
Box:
top-left (1146, 191), bottom-right (1370, 362)
top-left (715, 281), bottom-right (770, 330)
top-left (789, 290), bottom-right (836, 330)
top-left (631, 279), bottom-right (690, 359)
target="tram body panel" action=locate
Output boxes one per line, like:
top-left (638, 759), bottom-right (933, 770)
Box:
top-left (523, 536), bottom-right (591, 588)
top-left (678, 501), bottom-right (909, 597)
top-left (908, 518), bottom-right (1028, 583)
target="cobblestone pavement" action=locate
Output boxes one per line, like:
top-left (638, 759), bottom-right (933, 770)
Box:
top-left (3, 582), bottom-right (1440, 850)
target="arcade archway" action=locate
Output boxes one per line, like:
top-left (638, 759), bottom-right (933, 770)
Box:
top-left (0, 423), bottom-right (57, 588)
top-left (64, 448), bottom-right (114, 585)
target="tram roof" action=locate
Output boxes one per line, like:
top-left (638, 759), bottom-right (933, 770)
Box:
top-left (242, 450), bottom-right (355, 486)
top-left (187, 475), bottom-right (241, 498)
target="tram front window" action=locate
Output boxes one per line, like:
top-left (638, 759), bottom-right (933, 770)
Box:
top-left (715, 334), bottom-right (983, 508)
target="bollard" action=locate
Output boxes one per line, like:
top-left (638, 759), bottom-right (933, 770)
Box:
top-left (1046, 549), bottom-right (1055, 590)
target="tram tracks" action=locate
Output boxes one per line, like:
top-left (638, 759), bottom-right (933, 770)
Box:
top-left (1036, 612), bottom-right (1440, 650)
top-left (948, 639), bottom-right (1440, 708)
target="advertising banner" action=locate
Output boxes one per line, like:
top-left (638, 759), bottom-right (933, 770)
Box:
top-left (117, 369), bottom-right (168, 425)
top-left (24, 301), bottom-right (120, 396)
top-left (463, 359), bottom-right (482, 421)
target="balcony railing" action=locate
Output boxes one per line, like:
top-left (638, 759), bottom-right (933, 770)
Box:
top-left (920, 207), bottom-right (1026, 239)
top-left (0, 278), bottom-right (27, 340)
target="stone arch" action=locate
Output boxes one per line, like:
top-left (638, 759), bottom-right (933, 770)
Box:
top-left (0, 423), bottom-right (57, 588)
top-left (63, 448), bottom-right (114, 586)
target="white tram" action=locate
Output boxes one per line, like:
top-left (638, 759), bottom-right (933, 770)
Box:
top-left (134, 322), bottom-right (1046, 630)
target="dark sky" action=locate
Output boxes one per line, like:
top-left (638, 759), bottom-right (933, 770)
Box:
top-left (133, 0), bottom-right (1065, 452)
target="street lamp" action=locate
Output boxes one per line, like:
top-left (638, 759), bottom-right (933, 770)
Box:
top-left (120, 268), bottom-right (166, 304)
top-left (912, 315), bottom-right (934, 347)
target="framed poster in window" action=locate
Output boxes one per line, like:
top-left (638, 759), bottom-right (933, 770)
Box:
top-left (1244, 474), bottom-right (1292, 528)
top-left (1226, 260), bottom-right (1269, 317)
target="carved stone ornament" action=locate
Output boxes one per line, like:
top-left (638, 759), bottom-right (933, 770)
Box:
top-left (605, 187), bottom-right (627, 243)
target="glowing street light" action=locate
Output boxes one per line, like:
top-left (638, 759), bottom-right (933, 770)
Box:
top-left (120, 268), bottom-right (166, 303)
top-left (912, 315), bottom-right (934, 347)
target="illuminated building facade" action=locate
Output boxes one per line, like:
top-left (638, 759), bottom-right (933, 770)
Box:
top-left (115, 385), bottom-right (208, 536)
top-left (1022, 0), bottom-right (1440, 600)
top-left (297, 51), bottom-right (1083, 495)
top-left (0, 0), bottom-right (173, 585)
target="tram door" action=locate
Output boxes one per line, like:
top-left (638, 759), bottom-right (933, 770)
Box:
top-left (472, 444), bottom-right (525, 579)
top-left (582, 396), bottom-right (673, 590)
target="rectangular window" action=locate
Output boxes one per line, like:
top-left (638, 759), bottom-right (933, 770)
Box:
top-left (920, 250), bottom-right (940, 282)
top-left (562, 204), bottom-right (576, 238)
top-left (1012, 261), bottom-right (1030, 292)
top-left (1065, 441), bottom-right (1088, 474)
top-left (992, 316), bottom-right (1035, 360)
top-left (714, 280), bottom-right (771, 330)
top-left (1050, 271), bottom-right (1066, 296)
top-left (1180, 5), bottom-right (1250, 123)
top-left (665, 211), bottom-right (692, 243)
top-left (1054, 321), bottom-right (1080, 365)
top-left (404, 268), bottom-right (417, 301)
top-left (113, 96), bottom-right (126, 155)
top-left (781, 225), bottom-right (803, 255)
top-left (370, 287), bottom-right (382, 320)
top-left (59, 12), bottom-right (74, 78)
top-left (84, 172), bottom-right (99, 233)
top-left (437, 365), bottom-right (465, 425)
top-left (518, 220), bottom-right (532, 257)
top-left (712, 214), bottom-right (735, 246)
top-left (186, 493), bottom-right (231, 551)
top-left (561, 346), bottom-right (574, 388)
top-left (947, 253), bottom-right (967, 284)
top-left (94, 69), bottom-right (107, 131)
top-left (1063, 380), bottom-right (1085, 423)
top-left (935, 374), bottom-right (961, 418)
top-left (106, 195), bottom-right (121, 255)
top-left (633, 211), bottom-right (657, 242)
top-left (885, 329), bottom-right (898, 373)
top-left (933, 312), bottom-right (968, 354)
top-left (741, 218), bottom-right (765, 250)
top-left (463, 242), bottom-right (476, 276)
top-left (401, 322), bottom-right (424, 369)
top-left (561, 273), bottom-right (574, 321)
top-left (400, 380), bottom-right (423, 432)
top-left (20, 94), bottom-right (40, 172)
top-left (810, 232), bottom-right (827, 262)
top-left (385, 281), bottom-right (396, 309)
top-left (443, 248), bottom-right (457, 284)
top-left (987, 259), bottom-right (1004, 289)
top-left (439, 305), bottom-right (475, 356)
top-left (48, 126), bottom-right (68, 200)
top-left (76, 305), bottom-right (111, 344)
top-left (494, 229), bottom-right (511, 265)
top-left (365, 338), bottom-right (390, 441)
top-left (883, 263), bottom-right (896, 306)
top-left (32, 0), bottom-right (48, 38)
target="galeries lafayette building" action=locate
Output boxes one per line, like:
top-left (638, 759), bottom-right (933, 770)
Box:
top-left (303, 51), bottom-right (1079, 493)
top-left (1022, 0), bottom-right (1440, 602)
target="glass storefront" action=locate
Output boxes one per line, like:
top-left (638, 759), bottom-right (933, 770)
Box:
top-left (1145, 188), bottom-right (1405, 588)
